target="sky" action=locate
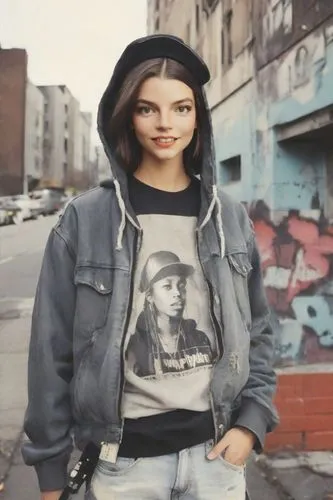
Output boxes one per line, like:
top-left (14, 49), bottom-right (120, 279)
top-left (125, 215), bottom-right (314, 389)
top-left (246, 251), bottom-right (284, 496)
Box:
top-left (0, 0), bottom-right (148, 144)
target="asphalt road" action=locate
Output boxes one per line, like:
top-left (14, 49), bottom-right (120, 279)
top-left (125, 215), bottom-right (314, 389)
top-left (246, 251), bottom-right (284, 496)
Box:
top-left (0, 215), bottom-right (286, 500)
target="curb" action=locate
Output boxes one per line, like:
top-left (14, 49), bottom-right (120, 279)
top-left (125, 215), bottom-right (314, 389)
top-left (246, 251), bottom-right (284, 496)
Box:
top-left (255, 456), bottom-right (294, 500)
top-left (0, 430), bottom-right (24, 487)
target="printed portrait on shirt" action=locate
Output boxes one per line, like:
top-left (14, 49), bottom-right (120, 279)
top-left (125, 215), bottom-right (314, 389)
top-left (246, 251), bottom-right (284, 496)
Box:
top-left (125, 250), bottom-right (214, 378)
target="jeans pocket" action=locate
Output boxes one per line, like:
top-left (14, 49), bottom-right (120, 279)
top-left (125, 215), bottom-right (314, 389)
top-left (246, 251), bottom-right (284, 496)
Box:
top-left (96, 457), bottom-right (142, 476)
top-left (205, 439), bottom-right (245, 473)
top-left (218, 454), bottom-right (245, 473)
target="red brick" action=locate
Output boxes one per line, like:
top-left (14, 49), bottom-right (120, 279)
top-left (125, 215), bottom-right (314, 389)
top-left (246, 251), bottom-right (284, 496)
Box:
top-left (304, 398), bottom-right (333, 415)
top-left (279, 415), bottom-right (333, 433)
top-left (302, 373), bottom-right (333, 398)
top-left (275, 383), bottom-right (303, 399)
top-left (265, 432), bottom-right (303, 452)
top-left (274, 397), bottom-right (304, 416)
top-left (305, 431), bottom-right (333, 451)
top-left (277, 374), bottom-right (304, 387)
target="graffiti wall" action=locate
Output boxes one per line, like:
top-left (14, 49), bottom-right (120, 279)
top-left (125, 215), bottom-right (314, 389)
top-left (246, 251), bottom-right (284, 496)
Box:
top-left (250, 202), bottom-right (333, 366)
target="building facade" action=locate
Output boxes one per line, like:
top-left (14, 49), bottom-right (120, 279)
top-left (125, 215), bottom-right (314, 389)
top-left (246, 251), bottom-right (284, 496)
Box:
top-left (148, 0), bottom-right (333, 452)
top-left (38, 85), bottom-right (93, 191)
top-left (0, 48), bottom-right (27, 195)
top-left (95, 144), bottom-right (110, 184)
top-left (39, 85), bottom-right (68, 188)
top-left (24, 80), bottom-right (45, 190)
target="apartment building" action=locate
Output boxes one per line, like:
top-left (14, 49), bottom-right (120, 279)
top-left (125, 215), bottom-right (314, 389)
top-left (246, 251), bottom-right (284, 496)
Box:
top-left (24, 80), bottom-right (45, 190)
top-left (0, 48), bottom-right (27, 195)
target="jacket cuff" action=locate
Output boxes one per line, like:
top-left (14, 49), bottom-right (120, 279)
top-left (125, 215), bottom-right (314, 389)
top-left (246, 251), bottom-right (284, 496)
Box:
top-left (234, 398), bottom-right (270, 453)
top-left (35, 454), bottom-right (69, 492)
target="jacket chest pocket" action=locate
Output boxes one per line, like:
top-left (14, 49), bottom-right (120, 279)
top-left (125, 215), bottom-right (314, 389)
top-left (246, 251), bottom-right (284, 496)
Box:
top-left (74, 266), bottom-right (113, 336)
top-left (227, 252), bottom-right (252, 328)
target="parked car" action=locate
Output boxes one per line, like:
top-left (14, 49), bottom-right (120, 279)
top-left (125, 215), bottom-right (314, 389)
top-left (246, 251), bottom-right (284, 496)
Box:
top-left (29, 189), bottom-right (65, 216)
top-left (10, 194), bottom-right (41, 223)
top-left (0, 197), bottom-right (22, 226)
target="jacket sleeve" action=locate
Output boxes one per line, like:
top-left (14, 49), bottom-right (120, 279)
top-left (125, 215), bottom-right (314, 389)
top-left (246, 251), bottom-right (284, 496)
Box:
top-left (235, 228), bottom-right (279, 451)
top-left (22, 226), bottom-right (76, 491)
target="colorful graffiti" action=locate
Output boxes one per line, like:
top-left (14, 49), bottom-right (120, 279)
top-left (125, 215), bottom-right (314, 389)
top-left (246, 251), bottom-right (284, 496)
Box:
top-left (250, 202), bottom-right (333, 366)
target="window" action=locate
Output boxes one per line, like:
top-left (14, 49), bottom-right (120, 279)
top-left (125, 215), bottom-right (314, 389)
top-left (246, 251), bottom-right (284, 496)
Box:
top-left (196, 3), bottom-right (200, 34)
top-left (65, 104), bottom-right (68, 113)
top-left (221, 9), bottom-right (233, 69)
top-left (220, 155), bottom-right (241, 183)
top-left (64, 138), bottom-right (68, 153)
top-left (226, 10), bottom-right (233, 65)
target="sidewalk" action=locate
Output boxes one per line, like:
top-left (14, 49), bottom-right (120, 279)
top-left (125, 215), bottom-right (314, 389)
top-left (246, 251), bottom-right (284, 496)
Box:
top-left (0, 300), bottom-right (32, 489)
top-left (258, 452), bottom-right (333, 500)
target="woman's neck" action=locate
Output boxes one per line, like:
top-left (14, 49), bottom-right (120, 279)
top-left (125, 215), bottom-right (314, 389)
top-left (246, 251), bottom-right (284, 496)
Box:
top-left (134, 156), bottom-right (190, 192)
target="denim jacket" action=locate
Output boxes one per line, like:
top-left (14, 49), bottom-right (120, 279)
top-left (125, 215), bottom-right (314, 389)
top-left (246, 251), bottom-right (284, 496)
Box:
top-left (22, 41), bottom-right (278, 491)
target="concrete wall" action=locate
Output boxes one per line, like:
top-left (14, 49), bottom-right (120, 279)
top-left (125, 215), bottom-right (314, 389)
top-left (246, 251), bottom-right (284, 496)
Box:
top-left (24, 80), bottom-right (44, 185)
top-left (0, 49), bottom-right (27, 195)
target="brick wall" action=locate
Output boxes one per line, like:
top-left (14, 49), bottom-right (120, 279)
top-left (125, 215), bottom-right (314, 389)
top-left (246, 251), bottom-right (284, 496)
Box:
top-left (265, 372), bottom-right (333, 452)
top-left (0, 49), bottom-right (27, 195)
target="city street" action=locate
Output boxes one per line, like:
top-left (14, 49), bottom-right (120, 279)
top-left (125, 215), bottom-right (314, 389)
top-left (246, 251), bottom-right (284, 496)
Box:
top-left (0, 215), bottom-right (286, 500)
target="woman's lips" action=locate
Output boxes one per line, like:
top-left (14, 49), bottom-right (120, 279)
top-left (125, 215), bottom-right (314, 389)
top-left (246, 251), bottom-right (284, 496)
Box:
top-left (152, 137), bottom-right (178, 148)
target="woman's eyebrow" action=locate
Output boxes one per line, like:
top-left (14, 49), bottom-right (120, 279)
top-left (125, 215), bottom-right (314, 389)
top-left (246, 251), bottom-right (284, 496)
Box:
top-left (136, 98), bottom-right (194, 106)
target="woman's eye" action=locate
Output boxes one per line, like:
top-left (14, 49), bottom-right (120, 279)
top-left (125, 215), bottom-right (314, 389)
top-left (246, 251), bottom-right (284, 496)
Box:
top-left (177, 105), bottom-right (192, 114)
top-left (136, 106), bottom-right (153, 115)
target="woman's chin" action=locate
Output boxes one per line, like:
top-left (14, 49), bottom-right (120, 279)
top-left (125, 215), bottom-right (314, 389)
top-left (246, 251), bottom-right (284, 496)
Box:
top-left (147, 147), bottom-right (182, 162)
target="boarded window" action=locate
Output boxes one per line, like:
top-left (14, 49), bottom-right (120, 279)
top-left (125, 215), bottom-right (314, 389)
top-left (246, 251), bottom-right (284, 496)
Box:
top-left (220, 155), bottom-right (241, 183)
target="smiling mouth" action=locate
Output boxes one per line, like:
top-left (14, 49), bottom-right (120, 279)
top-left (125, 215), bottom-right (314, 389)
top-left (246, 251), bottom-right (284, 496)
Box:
top-left (152, 137), bottom-right (178, 145)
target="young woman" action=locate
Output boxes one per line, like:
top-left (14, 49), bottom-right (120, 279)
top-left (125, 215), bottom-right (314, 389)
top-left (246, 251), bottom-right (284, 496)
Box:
top-left (22, 35), bottom-right (278, 500)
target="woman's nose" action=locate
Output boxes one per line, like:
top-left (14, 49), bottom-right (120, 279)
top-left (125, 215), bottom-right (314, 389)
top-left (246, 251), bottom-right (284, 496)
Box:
top-left (157, 110), bottom-right (172, 130)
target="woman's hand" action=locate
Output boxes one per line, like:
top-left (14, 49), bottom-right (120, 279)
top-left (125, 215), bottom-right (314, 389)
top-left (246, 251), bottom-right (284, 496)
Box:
top-left (207, 427), bottom-right (256, 466)
top-left (41, 491), bottom-right (63, 500)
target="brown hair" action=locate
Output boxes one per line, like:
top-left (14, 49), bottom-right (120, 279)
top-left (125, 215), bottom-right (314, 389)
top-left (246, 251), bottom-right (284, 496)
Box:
top-left (107, 58), bottom-right (207, 174)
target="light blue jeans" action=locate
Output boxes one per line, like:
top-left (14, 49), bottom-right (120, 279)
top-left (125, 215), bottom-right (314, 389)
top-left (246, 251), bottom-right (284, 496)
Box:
top-left (85, 440), bottom-right (246, 499)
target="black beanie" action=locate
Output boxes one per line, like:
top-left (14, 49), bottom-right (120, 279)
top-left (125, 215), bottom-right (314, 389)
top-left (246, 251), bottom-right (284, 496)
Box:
top-left (112, 34), bottom-right (210, 87)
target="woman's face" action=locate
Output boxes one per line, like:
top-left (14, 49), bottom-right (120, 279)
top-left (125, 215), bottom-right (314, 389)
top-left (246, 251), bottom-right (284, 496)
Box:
top-left (132, 77), bottom-right (196, 163)
top-left (148, 275), bottom-right (187, 318)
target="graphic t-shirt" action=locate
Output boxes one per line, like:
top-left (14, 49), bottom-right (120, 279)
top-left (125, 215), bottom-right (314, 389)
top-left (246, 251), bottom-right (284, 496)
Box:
top-left (119, 175), bottom-right (217, 458)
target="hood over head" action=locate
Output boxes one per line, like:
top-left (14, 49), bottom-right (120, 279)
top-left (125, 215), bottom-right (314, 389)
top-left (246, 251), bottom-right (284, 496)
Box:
top-left (97, 34), bottom-right (225, 256)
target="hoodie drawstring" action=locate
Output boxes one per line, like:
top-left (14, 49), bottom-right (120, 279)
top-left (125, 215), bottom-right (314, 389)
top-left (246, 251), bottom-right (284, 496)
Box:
top-left (114, 179), bottom-right (225, 258)
top-left (114, 179), bottom-right (126, 250)
top-left (198, 185), bottom-right (225, 259)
